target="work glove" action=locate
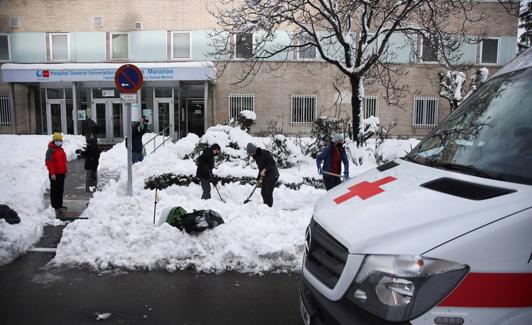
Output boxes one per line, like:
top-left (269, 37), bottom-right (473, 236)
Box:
top-left (317, 166), bottom-right (323, 175)
top-left (212, 176), bottom-right (219, 186)
top-left (343, 172), bottom-right (349, 180)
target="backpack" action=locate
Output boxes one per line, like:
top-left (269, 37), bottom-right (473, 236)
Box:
top-left (165, 206), bottom-right (188, 228)
top-left (159, 207), bottom-right (224, 234)
top-left (0, 204), bottom-right (21, 225)
top-left (180, 210), bottom-right (224, 234)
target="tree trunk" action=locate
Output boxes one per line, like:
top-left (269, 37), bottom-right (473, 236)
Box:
top-left (350, 75), bottom-right (362, 146)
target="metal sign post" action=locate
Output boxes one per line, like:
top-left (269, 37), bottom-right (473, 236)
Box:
top-left (115, 64), bottom-right (144, 197)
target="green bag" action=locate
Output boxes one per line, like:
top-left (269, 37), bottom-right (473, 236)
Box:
top-left (165, 206), bottom-right (187, 229)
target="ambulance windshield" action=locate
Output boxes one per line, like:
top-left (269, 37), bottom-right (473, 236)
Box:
top-left (407, 67), bottom-right (532, 185)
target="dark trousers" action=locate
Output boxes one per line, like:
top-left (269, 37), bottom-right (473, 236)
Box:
top-left (132, 152), bottom-right (144, 164)
top-left (261, 174), bottom-right (279, 207)
top-left (200, 178), bottom-right (211, 200)
top-left (86, 169), bottom-right (98, 192)
top-left (50, 174), bottom-right (65, 209)
top-left (323, 174), bottom-right (341, 191)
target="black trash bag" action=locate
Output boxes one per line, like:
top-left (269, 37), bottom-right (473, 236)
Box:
top-left (180, 209), bottom-right (224, 234)
top-left (0, 204), bottom-right (21, 224)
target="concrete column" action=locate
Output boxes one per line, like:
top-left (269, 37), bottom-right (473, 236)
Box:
top-left (203, 81), bottom-right (208, 134)
top-left (72, 82), bottom-right (78, 135)
top-left (8, 83), bottom-right (17, 134)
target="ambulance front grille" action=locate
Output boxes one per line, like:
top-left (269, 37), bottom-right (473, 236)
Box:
top-left (304, 219), bottom-right (348, 289)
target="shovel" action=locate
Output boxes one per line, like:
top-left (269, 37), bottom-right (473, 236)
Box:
top-left (210, 174), bottom-right (226, 203)
top-left (322, 170), bottom-right (343, 180)
top-left (243, 176), bottom-right (262, 204)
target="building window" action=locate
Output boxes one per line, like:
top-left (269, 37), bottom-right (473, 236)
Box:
top-left (298, 33), bottom-right (317, 60)
top-left (291, 95), bottom-right (316, 123)
top-left (111, 33), bottom-right (129, 60)
top-left (363, 96), bottom-right (379, 119)
top-left (171, 32), bottom-right (191, 59)
top-left (481, 38), bottom-right (498, 64)
top-left (49, 33), bottom-right (69, 61)
top-left (0, 34), bottom-right (10, 61)
top-left (421, 36), bottom-right (438, 62)
top-left (235, 32), bottom-right (253, 59)
top-left (228, 94), bottom-right (255, 120)
top-left (0, 94), bottom-right (11, 126)
top-left (413, 97), bottom-right (438, 128)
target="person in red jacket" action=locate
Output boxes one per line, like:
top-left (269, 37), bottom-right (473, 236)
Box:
top-left (46, 133), bottom-right (68, 212)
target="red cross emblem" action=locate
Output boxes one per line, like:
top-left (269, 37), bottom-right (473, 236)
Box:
top-left (334, 176), bottom-right (397, 204)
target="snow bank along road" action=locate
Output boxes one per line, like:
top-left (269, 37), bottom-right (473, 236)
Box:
top-left (50, 127), bottom-right (417, 273)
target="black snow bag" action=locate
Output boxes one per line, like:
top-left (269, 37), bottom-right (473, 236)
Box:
top-left (180, 210), bottom-right (224, 234)
top-left (0, 204), bottom-right (21, 224)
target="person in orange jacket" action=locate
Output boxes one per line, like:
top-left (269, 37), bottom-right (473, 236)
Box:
top-left (46, 133), bottom-right (68, 212)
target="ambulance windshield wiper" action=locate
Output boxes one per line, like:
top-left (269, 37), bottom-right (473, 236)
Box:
top-left (423, 160), bottom-right (507, 181)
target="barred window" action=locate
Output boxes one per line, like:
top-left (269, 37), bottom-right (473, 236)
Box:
top-left (0, 94), bottom-right (11, 126)
top-left (363, 96), bottom-right (379, 119)
top-left (291, 95), bottom-right (316, 123)
top-left (228, 94), bottom-right (255, 120)
top-left (413, 97), bottom-right (438, 128)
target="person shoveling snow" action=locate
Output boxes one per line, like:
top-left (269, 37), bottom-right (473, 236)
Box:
top-left (195, 143), bottom-right (222, 200)
top-left (316, 132), bottom-right (349, 190)
top-left (246, 143), bottom-right (279, 207)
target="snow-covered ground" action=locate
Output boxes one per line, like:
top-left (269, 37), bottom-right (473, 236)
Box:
top-left (0, 135), bottom-right (85, 266)
top-left (50, 126), bottom-right (419, 273)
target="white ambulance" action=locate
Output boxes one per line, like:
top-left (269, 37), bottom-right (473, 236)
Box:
top-left (300, 48), bottom-right (532, 325)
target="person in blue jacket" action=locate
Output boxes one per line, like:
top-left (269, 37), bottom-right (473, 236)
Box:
top-left (316, 132), bottom-right (349, 190)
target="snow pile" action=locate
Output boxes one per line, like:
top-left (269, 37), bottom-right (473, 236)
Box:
top-left (52, 137), bottom-right (323, 272)
top-left (0, 135), bottom-right (84, 266)
top-left (48, 126), bottom-right (418, 273)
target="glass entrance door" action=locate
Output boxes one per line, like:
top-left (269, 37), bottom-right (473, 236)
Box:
top-left (92, 101), bottom-right (124, 142)
top-left (94, 103), bottom-right (107, 138)
top-left (155, 100), bottom-right (172, 137)
top-left (49, 103), bottom-right (63, 133)
top-left (187, 99), bottom-right (205, 136)
top-left (112, 103), bottom-right (123, 138)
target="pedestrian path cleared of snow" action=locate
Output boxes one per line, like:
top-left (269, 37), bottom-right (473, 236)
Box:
top-left (0, 135), bottom-right (85, 266)
top-left (50, 127), bottom-right (419, 273)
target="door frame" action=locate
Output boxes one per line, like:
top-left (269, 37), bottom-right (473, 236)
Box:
top-left (91, 98), bottom-right (125, 142)
top-left (154, 92), bottom-right (174, 138)
top-left (46, 99), bottom-right (66, 134)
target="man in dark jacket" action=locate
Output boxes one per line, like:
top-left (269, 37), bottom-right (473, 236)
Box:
top-left (76, 137), bottom-right (101, 192)
top-left (316, 132), bottom-right (350, 190)
top-left (131, 116), bottom-right (149, 164)
top-left (196, 143), bottom-right (221, 200)
top-left (246, 143), bottom-right (279, 207)
top-left (46, 133), bottom-right (68, 212)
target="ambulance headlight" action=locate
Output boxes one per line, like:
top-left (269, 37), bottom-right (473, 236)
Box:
top-left (345, 255), bottom-right (469, 322)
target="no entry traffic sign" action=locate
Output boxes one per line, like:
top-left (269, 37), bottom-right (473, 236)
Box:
top-left (114, 64), bottom-right (144, 93)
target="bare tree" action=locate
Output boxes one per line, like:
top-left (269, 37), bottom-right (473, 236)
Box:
top-left (209, 0), bottom-right (512, 145)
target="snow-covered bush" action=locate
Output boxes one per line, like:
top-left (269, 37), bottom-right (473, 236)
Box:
top-left (237, 110), bottom-right (256, 132)
top-left (439, 68), bottom-right (489, 112)
top-left (268, 134), bottom-right (301, 169)
top-left (189, 125), bottom-right (254, 164)
top-left (306, 117), bottom-right (350, 158)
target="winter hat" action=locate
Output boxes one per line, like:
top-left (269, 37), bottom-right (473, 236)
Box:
top-left (331, 132), bottom-right (344, 143)
top-left (246, 142), bottom-right (258, 155)
top-left (52, 132), bottom-right (63, 141)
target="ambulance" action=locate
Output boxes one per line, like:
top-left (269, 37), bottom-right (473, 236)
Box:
top-left (300, 48), bottom-right (532, 325)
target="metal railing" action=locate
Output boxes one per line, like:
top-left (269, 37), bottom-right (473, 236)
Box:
top-left (143, 126), bottom-right (173, 154)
